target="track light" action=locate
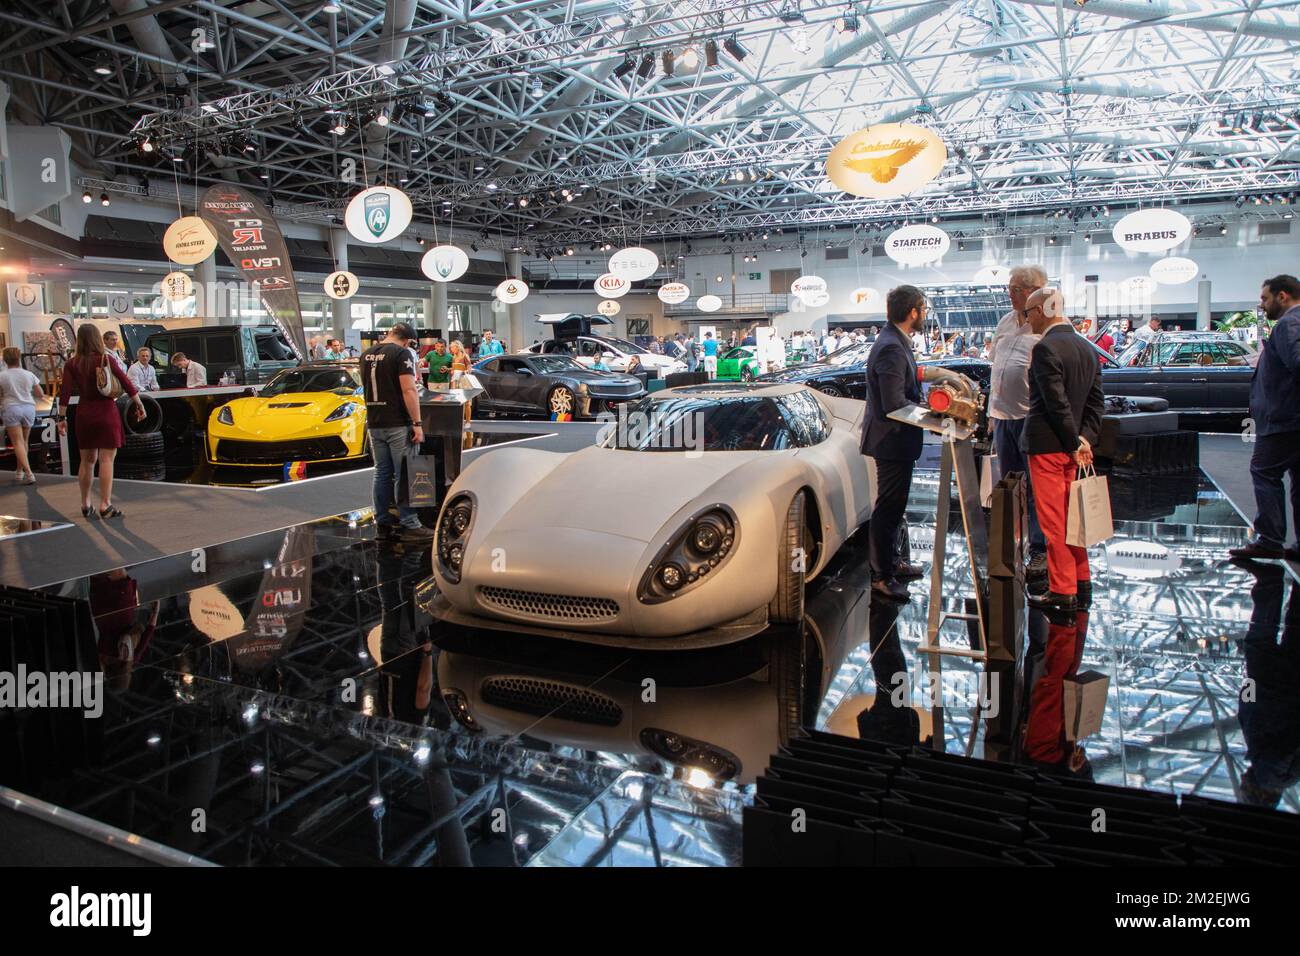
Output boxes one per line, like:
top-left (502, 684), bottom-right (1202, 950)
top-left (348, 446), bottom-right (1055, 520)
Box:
top-left (323, 2), bottom-right (341, 12)
top-left (81, 191), bottom-right (92, 204)
top-left (100, 193), bottom-right (110, 207)
top-left (778, 0), bottom-right (806, 23)
top-left (416, 235), bottom-right (425, 245)
top-left (835, 5), bottom-right (860, 33)
top-left (662, 50), bottom-right (675, 76)
top-left (93, 54), bottom-right (113, 76)
top-left (705, 39), bottom-right (719, 68)
top-left (613, 57), bottom-right (634, 79)
top-left (723, 35), bottom-right (749, 62)
top-left (375, 109), bottom-right (390, 126)
top-left (518, 196), bottom-right (529, 207)
top-left (637, 54), bottom-right (655, 78)
top-left (1232, 112), bottom-right (1245, 133)
top-left (140, 137), bottom-right (153, 153)
top-left (1219, 224), bottom-right (1228, 235)
top-left (331, 117), bottom-right (347, 134)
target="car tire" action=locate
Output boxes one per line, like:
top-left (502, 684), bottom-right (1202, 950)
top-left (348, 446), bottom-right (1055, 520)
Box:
top-left (120, 429), bottom-right (164, 461)
top-left (817, 383), bottom-right (843, 398)
top-left (769, 491), bottom-right (808, 625)
top-left (548, 385), bottom-right (575, 417)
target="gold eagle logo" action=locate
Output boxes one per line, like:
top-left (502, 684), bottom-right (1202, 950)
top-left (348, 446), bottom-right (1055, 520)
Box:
top-left (841, 140), bottom-right (927, 183)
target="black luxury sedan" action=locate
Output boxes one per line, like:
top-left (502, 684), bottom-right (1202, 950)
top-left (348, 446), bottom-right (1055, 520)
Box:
top-left (472, 353), bottom-right (647, 418)
top-left (1089, 331), bottom-right (1256, 419)
top-left (757, 343), bottom-right (991, 403)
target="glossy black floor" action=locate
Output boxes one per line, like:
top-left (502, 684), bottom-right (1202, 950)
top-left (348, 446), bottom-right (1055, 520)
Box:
top-left (0, 466), bottom-right (1294, 866)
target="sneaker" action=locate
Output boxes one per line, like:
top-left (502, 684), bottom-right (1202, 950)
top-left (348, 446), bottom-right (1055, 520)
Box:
top-left (1026, 552), bottom-right (1048, 577)
top-left (893, 561), bottom-right (925, 580)
top-left (398, 524), bottom-right (436, 543)
top-left (870, 577), bottom-right (910, 602)
top-left (1027, 589), bottom-right (1076, 611)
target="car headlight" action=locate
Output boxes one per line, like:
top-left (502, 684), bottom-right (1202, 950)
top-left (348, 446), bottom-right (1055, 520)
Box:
top-left (640, 728), bottom-right (740, 782)
top-left (436, 493), bottom-right (475, 583)
top-left (637, 505), bottom-right (737, 604)
top-left (442, 689), bottom-right (481, 733)
top-left (217, 405), bottom-right (234, 426)
top-left (324, 401), bottom-right (357, 422)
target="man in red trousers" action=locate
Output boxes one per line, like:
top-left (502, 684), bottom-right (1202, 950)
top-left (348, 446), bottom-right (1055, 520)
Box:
top-left (1021, 288), bottom-right (1105, 611)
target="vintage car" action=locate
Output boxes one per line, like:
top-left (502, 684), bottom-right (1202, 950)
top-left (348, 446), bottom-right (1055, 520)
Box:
top-left (206, 362), bottom-right (366, 465)
top-left (472, 352), bottom-right (646, 418)
top-left (1091, 331), bottom-right (1256, 417)
top-left (426, 382), bottom-right (874, 648)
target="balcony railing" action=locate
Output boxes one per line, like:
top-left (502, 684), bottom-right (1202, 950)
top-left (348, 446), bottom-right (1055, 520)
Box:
top-left (664, 293), bottom-right (791, 317)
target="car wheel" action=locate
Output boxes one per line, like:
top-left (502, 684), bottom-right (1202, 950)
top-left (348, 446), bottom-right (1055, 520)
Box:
top-left (769, 491), bottom-right (808, 625)
top-left (817, 383), bottom-right (843, 398)
top-left (548, 386), bottom-right (575, 417)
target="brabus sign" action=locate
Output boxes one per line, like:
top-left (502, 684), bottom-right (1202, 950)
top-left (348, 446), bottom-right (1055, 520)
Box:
top-left (1112, 208), bottom-right (1191, 253)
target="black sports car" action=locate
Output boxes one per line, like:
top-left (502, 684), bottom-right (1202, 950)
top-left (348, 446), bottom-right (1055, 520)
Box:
top-left (472, 353), bottom-right (647, 418)
top-left (754, 342), bottom-right (873, 398)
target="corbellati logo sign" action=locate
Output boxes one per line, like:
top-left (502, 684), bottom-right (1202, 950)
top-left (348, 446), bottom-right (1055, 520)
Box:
top-left (825, 122), bottom-right (947, 199)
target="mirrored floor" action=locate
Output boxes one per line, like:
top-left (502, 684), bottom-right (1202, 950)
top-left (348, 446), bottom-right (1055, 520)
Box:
top-left (2, 467), bottom-right (1294, 867)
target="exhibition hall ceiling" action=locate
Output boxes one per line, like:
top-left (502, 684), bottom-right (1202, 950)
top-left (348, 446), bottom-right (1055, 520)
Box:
top-left (2, 1), bottom-right (1298, 251)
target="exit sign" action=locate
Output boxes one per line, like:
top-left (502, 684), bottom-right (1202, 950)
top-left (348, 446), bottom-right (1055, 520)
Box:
top-left (748, 271), bottom-right (762, 280)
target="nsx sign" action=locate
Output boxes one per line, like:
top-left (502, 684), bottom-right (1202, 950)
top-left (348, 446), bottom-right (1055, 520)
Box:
top-left (199, 185), bottom-right (305, 358)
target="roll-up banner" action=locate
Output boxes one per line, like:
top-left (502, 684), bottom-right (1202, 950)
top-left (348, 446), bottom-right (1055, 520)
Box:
top-left (197, 185), bottom-right (306, 359)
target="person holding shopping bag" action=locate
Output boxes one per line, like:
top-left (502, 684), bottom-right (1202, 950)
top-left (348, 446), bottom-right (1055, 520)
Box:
top-left (1021, 287), bottom-right (1104, 611)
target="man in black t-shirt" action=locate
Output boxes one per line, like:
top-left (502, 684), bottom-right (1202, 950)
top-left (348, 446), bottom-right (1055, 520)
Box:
top-left (363, 323), bottom-right (435, 542)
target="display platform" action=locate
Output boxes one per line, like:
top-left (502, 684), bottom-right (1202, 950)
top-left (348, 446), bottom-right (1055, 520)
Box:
top-left (2, 458), bottom-right (1293, 866)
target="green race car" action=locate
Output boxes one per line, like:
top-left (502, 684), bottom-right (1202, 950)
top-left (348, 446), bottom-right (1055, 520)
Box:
top-left (716, 345), bottom-right (760, 381)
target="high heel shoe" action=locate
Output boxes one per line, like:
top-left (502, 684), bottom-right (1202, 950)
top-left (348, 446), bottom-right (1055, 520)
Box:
top-left (81, 506), bottom-right (97, 519)
top-left (99, 504), bottom-right (124, 519)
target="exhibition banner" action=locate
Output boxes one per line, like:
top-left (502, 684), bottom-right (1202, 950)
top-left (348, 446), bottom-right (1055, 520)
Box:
top-left (198, 184), bottom-right (306, 359)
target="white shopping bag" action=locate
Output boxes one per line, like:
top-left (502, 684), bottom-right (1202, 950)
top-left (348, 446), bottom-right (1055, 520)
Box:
top-left (1066, 464), bottom-right (1114, 548)
top-left (980, 452), bottom-right (996, 509)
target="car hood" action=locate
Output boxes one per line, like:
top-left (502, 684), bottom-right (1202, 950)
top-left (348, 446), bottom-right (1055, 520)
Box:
top-left (227, 391), bottom-right (356, 421)
top-left (559, 369), bottom-right (643, 387)
top-left (492, 444), bottom-right (771, 543)
top-left (757, 361), bottom-right (849, 383)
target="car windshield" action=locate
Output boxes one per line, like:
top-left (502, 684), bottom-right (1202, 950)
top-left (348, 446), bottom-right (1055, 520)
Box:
top-left (596, 335), bottom-right (646, 355)
top-left (825, 343), bottom-right (870, 366)
top-left (531, 355), bottom-right (585, 373)
top-left (1114, 340), bottom-right (1146, 367)
top-left (261, 367), bottom-right (359, 397)
top-left (599, 389), bottom-right (827, 451)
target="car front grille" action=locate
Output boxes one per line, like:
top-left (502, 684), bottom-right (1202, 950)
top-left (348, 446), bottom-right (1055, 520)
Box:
top-left (216, 437), bottom-right (350, 463)
top-left (478, 586), bottom-right (619, 623)
top-left (589, 383), bottom-right (642, 396)
top-left (481, 676), bottom-right (623, 726)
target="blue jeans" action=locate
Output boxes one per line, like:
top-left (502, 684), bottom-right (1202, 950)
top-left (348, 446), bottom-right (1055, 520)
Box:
top-left (1248, 431), bottom-right (1300, 549)
top-left (369, 426), bottom-right (422, 529)
top-left (993, 416), bottom-right (1046, 554)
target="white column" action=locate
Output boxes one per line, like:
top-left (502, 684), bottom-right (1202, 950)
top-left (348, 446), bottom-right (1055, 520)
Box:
top-left (330, 228), bottom-right (350, 335)
top-left (194, 256), bottom-right (217, 321)
top-left (507, 251), bottom-right (523, 350)
top-left (431, 280), bottom-right (448, 334)
top-left (1197, 277), bottom-right (1212, 331)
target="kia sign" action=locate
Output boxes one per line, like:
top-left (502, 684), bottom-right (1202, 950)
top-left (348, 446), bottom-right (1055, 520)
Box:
top-left (1112, 208), bottom-right (1191, 253)
top-left (825, 122), bottom-right (947, 199)
top-left (697, 294), bottom-right (722, 313)
top-left (657, 282), bottom-right (690, 304)
top-left (597, 299), bottom-right (621, 316)
top-left (495, 278), bottom-right (529, 304)
top-left (325, 270), bottom-right (359, 300)
top-left (608, 246), bottom-right (659, 281)
top-left (345, 185), bottom-right (413, 244)
top-left (160, 271), bottom-right (193, 301)
top-left (594, 273), bottom-right (630, 298)
top-left (790, 275), bottom-right (827, 300)
top-left (849, 287), bottom-right (880, 310)
top-left (1148, 256), bottom-right (1199, 285)
top-left (421, 245), bottom-right (469, 282)
top-left (163, 216), bottom-right (218, 265)
top-left (974, 265), bottom-right (1011, 285)
top-left (885, 224), bottom-right (950, 265)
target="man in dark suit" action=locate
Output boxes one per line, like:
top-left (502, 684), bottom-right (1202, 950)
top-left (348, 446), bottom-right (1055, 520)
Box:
top-left (863, 285), bottom-right (927, 601)
top-left (1230, 275), bottom-right (1300, 561)
top-left (1022, 288), bottom-right (1104, 611)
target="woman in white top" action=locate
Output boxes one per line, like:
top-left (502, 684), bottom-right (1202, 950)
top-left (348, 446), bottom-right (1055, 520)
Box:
top-left (0, 347), bottom-right (46, 484)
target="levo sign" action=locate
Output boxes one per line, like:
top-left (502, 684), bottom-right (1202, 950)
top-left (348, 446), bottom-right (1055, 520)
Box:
top-left (594, 273), bottom-right (630, 298)
top-left (345, 186), bottom-right (413, 244)
top-left (421, 245), bottom-right (469, 282)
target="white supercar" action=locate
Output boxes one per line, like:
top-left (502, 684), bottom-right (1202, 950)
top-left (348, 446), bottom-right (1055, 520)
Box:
top-left (428, 382), bottom-right (875, 649)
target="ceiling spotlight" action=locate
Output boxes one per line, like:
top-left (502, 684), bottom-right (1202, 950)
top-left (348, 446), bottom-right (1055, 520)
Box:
top-left (529, 77), bottom-right (543, 99)
top-left (835, 5), bottom-right (860, 33)
top-left (1219, 223), bottom-right (1228, 235)
top-left (723, 35), bottom-right (749, 62)
top-left (140, 137), bottom-right (153, 153)
top-left (637, 54), bottom-right (655, 79)
top-left (778, 0), bottom-right (806, 23)
top-left (375, 109), bottom-right (390, 126)
top-left (613, 56), bottom-right (634, 79)
top-left (705, 39), bottom-right (719, 68)
top-left (323, 2), bottom-right (341, 12)
top-left (100, 193), bottom-right (110, 206)
top-left (1231, 112), bottom-right (1245, 134)
top-left (485, 181), bottom-right (498, 192)
top-left (565, 247), bottom-right (575, 256)
top-left (81, 191), bottom-right (92, 204)
top-left (518, 196), bottom-right (529, 207)
top-left (332, 117), bottom-right (347, 134)
top-left (662, 50), bottom-right (675, 77)
top-left (93, 54), bottom-right (113, 76)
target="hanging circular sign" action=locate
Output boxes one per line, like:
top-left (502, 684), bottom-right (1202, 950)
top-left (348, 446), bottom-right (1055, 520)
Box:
top-left (1104, 539), bottom-right (1182, 579)
top-left (657, 282), bottom-right (690, 304)
top-left (594, 273), bottom-right (630, 298)
top-left (1120, 275), bottom-right (1157, 297)
top-left (597, 299), bottom-right (621, 316)
top-left (422, 245), bottom-right (469, 282)
top-left (884, 224), bottom-right (951, 265)
top-left (325, 270), bottom-right (359, 300)
top-left (344, 185), bottom-right (413, 244)
top-left (495, 278), bottom-right (529, 304)
top-left (163, 216), bottom-right (218, 265)
top-left (849, 287), bottom-right (881, 310)
top-left (974, 265), bottom-right (1012, 285)
top-left (802, 290), bottom-right (831, 308)
top-left (1148, 256), bottom-right (1199, 285)
top-left (790, 275), bottom-right (828, 300)
top-left (1112, 208), bottom-right (1191, 253)
top-left (825, 122), bottom-right (947, 199)
top-left (160, 271), bottom-right (193, 302)
top-left (608, 246), bottom-right (659, 281)
top-left (697, 294), bottom-right (722, 313)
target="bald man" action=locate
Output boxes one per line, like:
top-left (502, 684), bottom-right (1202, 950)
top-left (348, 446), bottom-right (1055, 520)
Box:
top-left (1022, 287), bottom-right (1105, 612)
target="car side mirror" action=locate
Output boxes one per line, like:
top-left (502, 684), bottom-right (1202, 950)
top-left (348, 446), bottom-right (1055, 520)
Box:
top-left (516, 368), bottom-right (532, 376)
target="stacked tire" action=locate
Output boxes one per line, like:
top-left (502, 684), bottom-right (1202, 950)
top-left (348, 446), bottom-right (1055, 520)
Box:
top-left (117, 394), bottom-right (165, 481)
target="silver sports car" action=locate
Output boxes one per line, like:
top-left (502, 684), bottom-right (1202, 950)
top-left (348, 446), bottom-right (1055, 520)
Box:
top-left (428, 382), bottom-right (875, 648)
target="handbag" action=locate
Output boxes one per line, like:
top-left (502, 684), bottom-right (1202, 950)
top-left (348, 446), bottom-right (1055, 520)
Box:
top-left (95, 354), bottom-right (123, 399)
top-left (1065, 463), bottom-right (1114, 548)
top-left (398, 450), bottom-right (440, 508)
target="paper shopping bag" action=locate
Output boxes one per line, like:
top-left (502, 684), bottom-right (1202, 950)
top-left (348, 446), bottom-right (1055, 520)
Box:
top-left (398, 452), bottom-right (440, 508)
top-left (1063, 670), bottom-right (1110, 741)
top-left (1066, 465), bottom-right (1113, 548)
top-left (980, 452), bottom-right (995, 509)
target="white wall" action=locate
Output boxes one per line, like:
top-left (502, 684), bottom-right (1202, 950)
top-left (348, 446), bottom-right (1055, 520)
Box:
top-left (514, 292), bottom-right (666, 346)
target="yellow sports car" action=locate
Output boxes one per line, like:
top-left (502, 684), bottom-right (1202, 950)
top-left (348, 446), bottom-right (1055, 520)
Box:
top-left (207, 362), bottom-right (368, 466)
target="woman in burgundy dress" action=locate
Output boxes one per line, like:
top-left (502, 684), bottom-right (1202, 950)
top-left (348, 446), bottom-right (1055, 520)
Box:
top-left (56, 324), bottom-right (146, 519)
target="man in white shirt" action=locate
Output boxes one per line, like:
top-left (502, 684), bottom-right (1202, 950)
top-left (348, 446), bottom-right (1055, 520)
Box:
top-left (127, 347), bottom-right (159, 391)
top-left (102, 331), bottom-right (129, 373)
top-left (1133, 316), bottom-right (1161, 345)
top-left (988, 264), bottom-right (1049, 572)
top-left (172, 352), bottom-right (207, 388)
top-left (821, 329), bottom-right (835, 356)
